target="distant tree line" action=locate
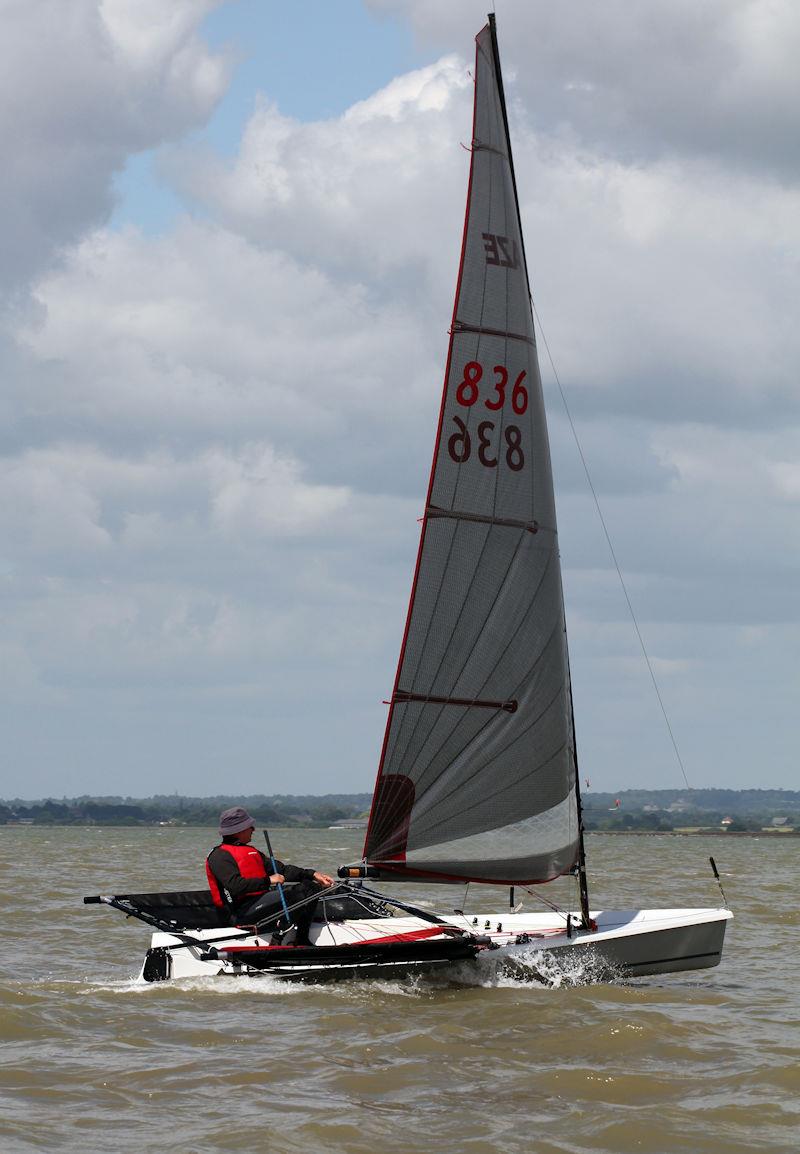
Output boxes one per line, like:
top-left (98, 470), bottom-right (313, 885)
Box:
top-left (2, 788), bottom-right (798, 830)
top-left (0, 793), bottom-right (373, 828)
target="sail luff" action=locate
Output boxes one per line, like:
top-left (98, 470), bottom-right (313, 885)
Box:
top-left (361, 33), bottom-right (483, 864)
top-left (385, 30), bottom-right (511, 797)
top-left (368, 28), bottom-right (505, 863)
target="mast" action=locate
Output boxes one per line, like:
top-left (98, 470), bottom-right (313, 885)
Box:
top-left (568, 677), bottom-right (592, 927)
top-left (489, 13), bottom-right (591, 926)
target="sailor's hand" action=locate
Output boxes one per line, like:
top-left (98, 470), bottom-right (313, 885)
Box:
top-left (313, 871), bottom-right (334, 887)
top-left (269, 873), bottom-right (285, 885)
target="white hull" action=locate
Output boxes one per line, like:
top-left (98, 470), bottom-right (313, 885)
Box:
top-left (140, 906), bottom-right (731, 984)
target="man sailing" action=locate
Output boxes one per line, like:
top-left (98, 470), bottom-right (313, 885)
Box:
top-left (206, 807), bottom-right (334, 945)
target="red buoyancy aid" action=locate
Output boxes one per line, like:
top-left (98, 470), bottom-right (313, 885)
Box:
top-left (205, 842), bottom-right (270, 909)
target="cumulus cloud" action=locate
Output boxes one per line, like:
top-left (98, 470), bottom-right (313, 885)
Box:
top-left (514, 146), bottom-right (800, 433)
top-left (19, 217), bottom-right (443, 492)
top-left (0, 442), bottom-right (350, 568)
top-left (369, 0), bottom-right (800, 178)
top-left (163, 54), bottom-right (472, 302)
top-left (2, 1), bottom-right (798, 793)
top-left (0, 0), bottom-right (229, 290)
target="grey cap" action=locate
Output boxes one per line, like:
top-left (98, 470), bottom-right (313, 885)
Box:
top-left (219, 806), bottom-right (256, 836)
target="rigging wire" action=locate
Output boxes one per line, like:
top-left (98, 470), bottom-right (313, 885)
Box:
top-left (521, 884), bottom-right (572, 923)
top-left (531, 299), bottom-right (692, 792)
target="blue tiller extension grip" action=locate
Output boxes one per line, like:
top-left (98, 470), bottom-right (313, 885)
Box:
top-left (263, 829), bottom-right (292, 924)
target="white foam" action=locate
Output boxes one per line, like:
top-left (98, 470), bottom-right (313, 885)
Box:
top-left (79, 973), bottom-right (305, 997)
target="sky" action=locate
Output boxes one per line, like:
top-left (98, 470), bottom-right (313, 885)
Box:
top-left (2, 0), bottom-right (798, 801)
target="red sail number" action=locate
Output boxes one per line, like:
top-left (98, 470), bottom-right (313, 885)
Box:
top-left (455, 361), bottom-right (528, 415)
top-left (484, 366), bottom-right (506, 410)
top-left (511, 370), bottom-right (528, 415)
top-left (455, 362), bottom-right (482, 406)
top-left (450, 359), bottom-right (527, 469)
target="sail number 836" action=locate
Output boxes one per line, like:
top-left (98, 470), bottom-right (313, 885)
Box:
top-left (448, 360), bottom-right (527, 472)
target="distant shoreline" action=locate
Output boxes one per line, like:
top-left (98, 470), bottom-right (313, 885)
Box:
top-left (590, 828), bottom-right (800, 838)
top-left (3, 787), bottom-right (798, 836)
top-left (2, 823), bottom-right (798, 837)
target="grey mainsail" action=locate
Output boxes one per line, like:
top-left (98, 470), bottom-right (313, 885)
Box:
top-left (364, 19), bottom-right (580, 884)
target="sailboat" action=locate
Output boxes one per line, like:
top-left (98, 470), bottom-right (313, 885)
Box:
top-left (84, 16), bottom-right (731, 984)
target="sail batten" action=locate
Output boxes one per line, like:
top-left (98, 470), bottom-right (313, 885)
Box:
top-left (363, 18), bottom-right (579, 884)
top-left (427, 505), bottom-right (540, 533)
top-left (394, 691), bottom-right (519, 713)
top-left (452, 321), bottom-right (534, 345)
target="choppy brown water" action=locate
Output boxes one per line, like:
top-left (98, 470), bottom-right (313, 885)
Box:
top-left (1, 827), bottom-right (797, 1153)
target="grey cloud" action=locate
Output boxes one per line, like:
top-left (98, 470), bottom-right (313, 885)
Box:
top-left (158, 47), bottom-right (800, 443)
top-left (0, 0), bottom-right (229, 291)
top-left (516, 142), bottom-right (800, 432)
top-left (3, 3), bottom-right (799, 794)
top-left (369, 0), bottom-right (800, 178)
top-left (161, 57), bottom-right (473, 304)
top-left (19, 220), bottom-right (447, 494)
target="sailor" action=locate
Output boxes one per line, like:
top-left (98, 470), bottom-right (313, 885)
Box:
top-left (206, 807), bottom-right (334, 945)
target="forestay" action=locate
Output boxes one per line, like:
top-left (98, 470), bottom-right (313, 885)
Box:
top-left (363, 21), bottom-right (579, 884)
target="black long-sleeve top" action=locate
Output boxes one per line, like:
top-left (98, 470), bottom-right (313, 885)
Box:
top-left (207, 843), bottom-right (314, 903)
